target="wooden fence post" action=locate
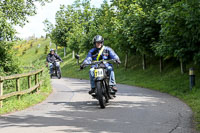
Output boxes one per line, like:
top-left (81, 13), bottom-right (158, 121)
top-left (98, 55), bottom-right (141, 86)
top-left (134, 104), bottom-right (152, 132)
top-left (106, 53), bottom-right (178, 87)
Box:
top-left (16, 78), bottom-right (20, 100)
top-left (35, 74), bottom-right (38, 92)
top-left (41, 70), bottom-right (43, 77)
top-left (0, 69), bottom-right (44, 106)
top-left (28, 76), bottom-right (31, 89)
top-left (0, 78), bottom-right (3, 108)
top-left (40, 71), bottom-right (43, 82)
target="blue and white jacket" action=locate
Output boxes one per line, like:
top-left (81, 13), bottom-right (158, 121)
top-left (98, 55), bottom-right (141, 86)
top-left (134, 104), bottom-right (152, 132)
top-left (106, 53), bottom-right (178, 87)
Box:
top-left (82, 46), bottom-right (120, 67)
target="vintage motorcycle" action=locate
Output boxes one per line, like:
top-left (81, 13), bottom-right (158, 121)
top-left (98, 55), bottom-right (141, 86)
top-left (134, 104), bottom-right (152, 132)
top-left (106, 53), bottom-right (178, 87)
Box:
top-left (50, 60), bottom-right (62, 79)
top-left (81, 59), bottom-right (119, 109)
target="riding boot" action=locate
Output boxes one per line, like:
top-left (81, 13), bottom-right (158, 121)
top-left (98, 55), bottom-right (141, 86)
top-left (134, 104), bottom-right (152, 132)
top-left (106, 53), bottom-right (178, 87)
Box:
top-left (88, 88), bottom-right (95, 94)
top-left (110, 86), bottom-right (117, 92)
top-left (110, 86), bottom-right (117, 96)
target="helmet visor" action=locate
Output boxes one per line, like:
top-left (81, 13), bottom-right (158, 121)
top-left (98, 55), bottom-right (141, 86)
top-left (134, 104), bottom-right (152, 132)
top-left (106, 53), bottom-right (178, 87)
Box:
top-left (96, 40), bottom-right (103, 43)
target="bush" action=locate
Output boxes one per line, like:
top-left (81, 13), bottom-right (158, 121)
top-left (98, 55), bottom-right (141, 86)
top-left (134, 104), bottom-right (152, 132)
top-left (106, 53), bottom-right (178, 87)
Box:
top-left (0, 42), bottom-right (21, 75)
top-left (44, 45), bottom-right (49, 54)
top-left (35, 48), bottom-right (39, 54)
top-left (22, 48), bottom-right (27, 55)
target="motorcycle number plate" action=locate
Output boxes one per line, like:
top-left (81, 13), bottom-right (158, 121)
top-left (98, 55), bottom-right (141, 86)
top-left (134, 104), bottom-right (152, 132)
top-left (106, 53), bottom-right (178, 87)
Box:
top-left (95, 69), bottom-right (104, 78)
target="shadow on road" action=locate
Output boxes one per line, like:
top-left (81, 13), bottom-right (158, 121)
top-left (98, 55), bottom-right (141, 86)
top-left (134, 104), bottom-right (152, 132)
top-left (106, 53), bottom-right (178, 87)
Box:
top-left (0, 79), bottom-right (193, 133)
top-left (0, 91), bottom-right (168, 133)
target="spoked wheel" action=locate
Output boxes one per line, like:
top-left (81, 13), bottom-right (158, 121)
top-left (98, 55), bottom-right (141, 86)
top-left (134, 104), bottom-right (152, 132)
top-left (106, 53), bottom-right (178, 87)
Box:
top-left (103, 80), bottom-right (109, 103)
top-left (96, 81), bottom-right (106, 109)
top-left (56, 67), bottom-right (62, 79)
top-left (57, 69), bottom-right (61, 79)
top-left (104, 79), bottom-right (112, 100)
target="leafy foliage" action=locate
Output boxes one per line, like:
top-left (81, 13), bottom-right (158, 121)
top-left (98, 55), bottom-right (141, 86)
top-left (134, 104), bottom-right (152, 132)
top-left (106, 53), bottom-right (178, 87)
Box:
top-left (0, 42), bottom-right (21, 75)
top-left (45, 0), bottom-right (200, 66)
top-left (0, 0), bottom-right (51, 74)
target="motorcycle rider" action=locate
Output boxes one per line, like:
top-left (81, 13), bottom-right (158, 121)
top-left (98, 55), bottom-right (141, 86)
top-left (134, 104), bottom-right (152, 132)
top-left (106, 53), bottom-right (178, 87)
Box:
top-left (46, 49), bottom-right (63, 75)
top-left (80, 35), bottom-right (121, 94)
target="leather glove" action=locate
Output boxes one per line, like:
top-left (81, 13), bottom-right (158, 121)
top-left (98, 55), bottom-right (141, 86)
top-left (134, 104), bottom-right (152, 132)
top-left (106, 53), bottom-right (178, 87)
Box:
top-left (80, 64), bottom-right (84, 70)
top-left (116, 59), bottom-right (121, 64)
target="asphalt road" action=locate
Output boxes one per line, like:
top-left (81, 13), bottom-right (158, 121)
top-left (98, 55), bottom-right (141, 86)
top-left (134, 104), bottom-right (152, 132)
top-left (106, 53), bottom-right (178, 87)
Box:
top-left (0, 78), bottom-right (196, 133)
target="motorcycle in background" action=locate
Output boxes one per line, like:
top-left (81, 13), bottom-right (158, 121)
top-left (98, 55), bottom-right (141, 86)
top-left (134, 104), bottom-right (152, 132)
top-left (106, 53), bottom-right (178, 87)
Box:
top-left (50, 60), bottom-right (62, 79)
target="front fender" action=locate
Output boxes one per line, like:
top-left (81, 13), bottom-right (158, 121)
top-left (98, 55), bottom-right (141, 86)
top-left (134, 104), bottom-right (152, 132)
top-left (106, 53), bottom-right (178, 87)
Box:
top-left (95, 77), bottom-right (104, 81)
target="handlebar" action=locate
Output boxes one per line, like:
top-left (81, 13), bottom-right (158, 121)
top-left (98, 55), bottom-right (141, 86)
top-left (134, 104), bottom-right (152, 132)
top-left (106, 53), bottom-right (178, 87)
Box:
top-left (84, 59), bottom-right (119, 66)
top-left (55, 59), bottom-right (62, 62)
top-left (49, 60), bottom-right (62, 63)
top-left (78, 59), bottom-right (120, 71)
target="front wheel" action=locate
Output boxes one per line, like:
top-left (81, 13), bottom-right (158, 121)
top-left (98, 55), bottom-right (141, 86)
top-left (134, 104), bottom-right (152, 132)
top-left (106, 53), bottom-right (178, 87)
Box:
top-left (56, 67), bottom-right (62, 79)
top-left (96, 81), bottom-right (106, 109)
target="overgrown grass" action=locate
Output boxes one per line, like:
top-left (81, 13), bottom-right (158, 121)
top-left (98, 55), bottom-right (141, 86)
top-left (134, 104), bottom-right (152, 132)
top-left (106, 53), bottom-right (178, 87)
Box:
top-left (20, 38), bottom-right (51, 65)
top-left (59, 48), bottom-right (200, 131)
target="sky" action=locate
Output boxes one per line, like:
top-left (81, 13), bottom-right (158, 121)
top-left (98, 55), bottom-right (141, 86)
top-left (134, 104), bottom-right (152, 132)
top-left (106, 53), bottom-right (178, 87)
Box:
top-left (15, 0), bottom-right (106, 39)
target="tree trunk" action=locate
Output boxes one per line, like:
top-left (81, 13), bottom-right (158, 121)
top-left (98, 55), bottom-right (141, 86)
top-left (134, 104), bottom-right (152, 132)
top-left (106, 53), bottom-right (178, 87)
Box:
top-left (77, 59), bottom-right (79, 65)
top-left (56, 45), bottom-right (58, 54)
top-left (64, 47), bottom-right (66, 57)
top-left (180, 59), bottom-right (186, 74)
top-left (160, 56), bottom-right (163, 73)
top-left (142, 54), bottom-right (146, 70)
top-left (77, 53), bottom-right (79, 65)
top-left (125, 52), bottom-right (128, 70)
top-left (49, 41), bottom-right (52, 47)
top-left (72, 50), bottom-right (75, 59)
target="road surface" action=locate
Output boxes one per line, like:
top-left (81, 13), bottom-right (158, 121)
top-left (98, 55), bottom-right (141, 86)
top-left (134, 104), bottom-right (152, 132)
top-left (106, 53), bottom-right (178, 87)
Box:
top-left (0, 78), bottom-right (195, 133)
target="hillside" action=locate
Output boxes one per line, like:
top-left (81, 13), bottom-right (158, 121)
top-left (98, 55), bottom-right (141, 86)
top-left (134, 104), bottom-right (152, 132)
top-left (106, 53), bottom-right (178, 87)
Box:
top-left (14, 38), bottom-right (53, 65)
top-left (0, 38), bottom-right (54, 115)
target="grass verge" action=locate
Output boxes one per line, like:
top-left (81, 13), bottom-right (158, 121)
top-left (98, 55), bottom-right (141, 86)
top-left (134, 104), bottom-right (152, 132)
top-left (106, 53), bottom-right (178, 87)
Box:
top-left (0, 68), bottom-right (52, 115)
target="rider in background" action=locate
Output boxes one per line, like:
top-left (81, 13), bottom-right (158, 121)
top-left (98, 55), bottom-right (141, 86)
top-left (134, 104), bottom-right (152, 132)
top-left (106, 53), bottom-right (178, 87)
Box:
top-left (46, 49), bottom-right (63, 75)
top-left (80, 35), bottom-right (121, 94)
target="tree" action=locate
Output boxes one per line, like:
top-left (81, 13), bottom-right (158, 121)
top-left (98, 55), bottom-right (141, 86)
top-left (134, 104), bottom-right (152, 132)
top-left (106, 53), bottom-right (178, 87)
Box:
top-left (44, 0), bottom-right (96, 55)
top-left (111, 0), bottom-right (136, 69)
top-left (0, 0), bottom-right (52, 40)
top-left (0, 0), bottom-right (52, 74)
top-left (155, 1), bottom-right (200, 73)
top-left (45, 0), bottom-right (200, 74)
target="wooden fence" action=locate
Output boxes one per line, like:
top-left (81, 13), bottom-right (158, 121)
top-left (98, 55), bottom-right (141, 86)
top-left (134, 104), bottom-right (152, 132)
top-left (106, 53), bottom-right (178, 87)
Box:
top-left (0, 68), bottom-right (44, 108)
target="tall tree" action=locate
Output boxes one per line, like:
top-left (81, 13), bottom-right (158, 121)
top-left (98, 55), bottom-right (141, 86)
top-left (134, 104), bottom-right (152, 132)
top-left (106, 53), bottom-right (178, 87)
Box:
top-left (0, 0), bottom-right (52, 74)
top-left (155, 1), bottom-right (200, 73)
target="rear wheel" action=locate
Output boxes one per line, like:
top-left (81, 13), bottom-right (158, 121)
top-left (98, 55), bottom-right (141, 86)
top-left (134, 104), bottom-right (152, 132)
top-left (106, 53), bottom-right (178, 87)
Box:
top-left (96, 81), bottom-right (106, 109)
